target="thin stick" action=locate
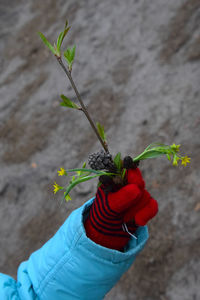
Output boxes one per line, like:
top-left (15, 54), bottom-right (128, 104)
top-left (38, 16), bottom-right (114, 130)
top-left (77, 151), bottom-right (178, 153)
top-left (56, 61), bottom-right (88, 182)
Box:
top-left (57, 57), bottom-right (109, 153)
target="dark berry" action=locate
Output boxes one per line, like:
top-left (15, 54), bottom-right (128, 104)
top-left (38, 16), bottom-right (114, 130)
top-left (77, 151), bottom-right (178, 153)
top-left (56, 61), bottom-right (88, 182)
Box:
top-left (123, 156), bottom-right (140, 169)
top-left (99, 175), bottom-right (114, 185)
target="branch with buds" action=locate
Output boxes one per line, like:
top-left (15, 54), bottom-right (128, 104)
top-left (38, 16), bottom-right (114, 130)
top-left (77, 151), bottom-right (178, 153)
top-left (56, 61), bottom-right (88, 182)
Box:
top-left (38, 21), bottom-right (108, 153)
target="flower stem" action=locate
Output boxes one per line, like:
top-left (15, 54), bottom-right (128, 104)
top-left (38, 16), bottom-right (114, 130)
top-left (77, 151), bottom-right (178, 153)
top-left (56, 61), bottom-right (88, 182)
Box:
top-left (57, 57), bottom-right (109, 153)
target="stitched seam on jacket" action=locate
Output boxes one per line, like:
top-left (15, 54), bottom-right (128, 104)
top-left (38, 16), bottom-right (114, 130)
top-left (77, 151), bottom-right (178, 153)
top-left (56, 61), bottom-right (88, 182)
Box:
top-left (38, 225), bottom-right (83, 297)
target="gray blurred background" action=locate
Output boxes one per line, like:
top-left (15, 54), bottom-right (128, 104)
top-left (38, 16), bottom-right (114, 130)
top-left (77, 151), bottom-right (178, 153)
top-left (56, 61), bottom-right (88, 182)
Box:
top-left (0, 0), bottom-right (200, 299)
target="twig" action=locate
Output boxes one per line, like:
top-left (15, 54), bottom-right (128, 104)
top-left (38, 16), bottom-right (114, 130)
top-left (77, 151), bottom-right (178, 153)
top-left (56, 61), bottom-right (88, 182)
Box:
top-left (57, 57), bottom-right (109, 153)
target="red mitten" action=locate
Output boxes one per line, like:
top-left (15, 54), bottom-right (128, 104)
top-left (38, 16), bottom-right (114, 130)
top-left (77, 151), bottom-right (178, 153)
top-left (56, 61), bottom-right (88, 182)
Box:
top-left (84, 168), bottom-right (158, 251)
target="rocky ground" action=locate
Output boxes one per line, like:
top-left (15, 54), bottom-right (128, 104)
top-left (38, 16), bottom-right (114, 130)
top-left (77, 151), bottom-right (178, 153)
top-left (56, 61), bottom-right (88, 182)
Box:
top-left (0, 0), bottom-right (200, 299)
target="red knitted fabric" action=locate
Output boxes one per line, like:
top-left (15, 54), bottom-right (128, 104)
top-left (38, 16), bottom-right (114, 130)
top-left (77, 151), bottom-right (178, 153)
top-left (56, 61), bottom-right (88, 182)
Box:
top-left (84, 168), bottom-right (158, 251)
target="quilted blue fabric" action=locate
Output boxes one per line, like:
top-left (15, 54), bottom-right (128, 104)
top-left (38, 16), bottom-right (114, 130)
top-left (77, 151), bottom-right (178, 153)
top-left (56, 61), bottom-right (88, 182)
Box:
top-left (0, 198), bottom-right (148, 299)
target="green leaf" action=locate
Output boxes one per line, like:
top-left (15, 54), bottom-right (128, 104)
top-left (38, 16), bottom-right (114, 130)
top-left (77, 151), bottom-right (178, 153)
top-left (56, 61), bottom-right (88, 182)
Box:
top-left (144, 143), bottom-right (170, 152)
top-left (64, 48), bottom-right (72, 63)
top-left (96, 122), bottom-right (106, 142)
top-left (114, 152), bottom-right (122, 171)
top-left (57, 32), bottom-right (64, 51)
top-left (70, 45), bottom-right (76, 62)
top-left (64, 26), bottom-right (70, 36)
top-left (136, 150), bottom-right (166, 160)
top-left (38, 32), bottom-right (56, 55)
top-left (57, 20), bottom-right (70, 51)
top-left (64, 45), bottom-right (76, 69)
top-left (56, 26), bottom-right (70, 51)
top-left (121, 168), bottom-right (126, 180)
top-left (60, 94), bottom-right (80, 109)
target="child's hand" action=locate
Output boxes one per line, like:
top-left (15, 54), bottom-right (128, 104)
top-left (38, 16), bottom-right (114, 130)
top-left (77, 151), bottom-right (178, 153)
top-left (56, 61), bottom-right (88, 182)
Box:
top-left (84, 167), bottom-right (158, 251)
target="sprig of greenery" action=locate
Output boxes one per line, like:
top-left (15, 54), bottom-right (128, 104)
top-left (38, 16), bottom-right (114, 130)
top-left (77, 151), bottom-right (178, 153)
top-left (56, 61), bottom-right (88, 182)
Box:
top-left (54, 165), bottom-right (116, 201)
top-left (133, 143), bottom-right (191, 167)
top-left (38, 21), bottom-right (70, 58)
top-left (38, 22), bottom-right (191, 203)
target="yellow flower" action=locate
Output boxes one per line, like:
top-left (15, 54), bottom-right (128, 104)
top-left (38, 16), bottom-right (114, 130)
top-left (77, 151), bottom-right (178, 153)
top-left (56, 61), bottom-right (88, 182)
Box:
top-left (57, 167), bottom-right (67, 176)
top-left (181, 156), bottom-right (191, 166)
top-left (171, 144), bottom-right (180, 152)
top-left (53, 182), bottom-right (62, 194)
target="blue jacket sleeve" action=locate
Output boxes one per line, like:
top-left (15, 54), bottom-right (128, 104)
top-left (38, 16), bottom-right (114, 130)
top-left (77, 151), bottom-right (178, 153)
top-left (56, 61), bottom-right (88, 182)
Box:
top-left (0, 198), bottom-right (149, 300)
